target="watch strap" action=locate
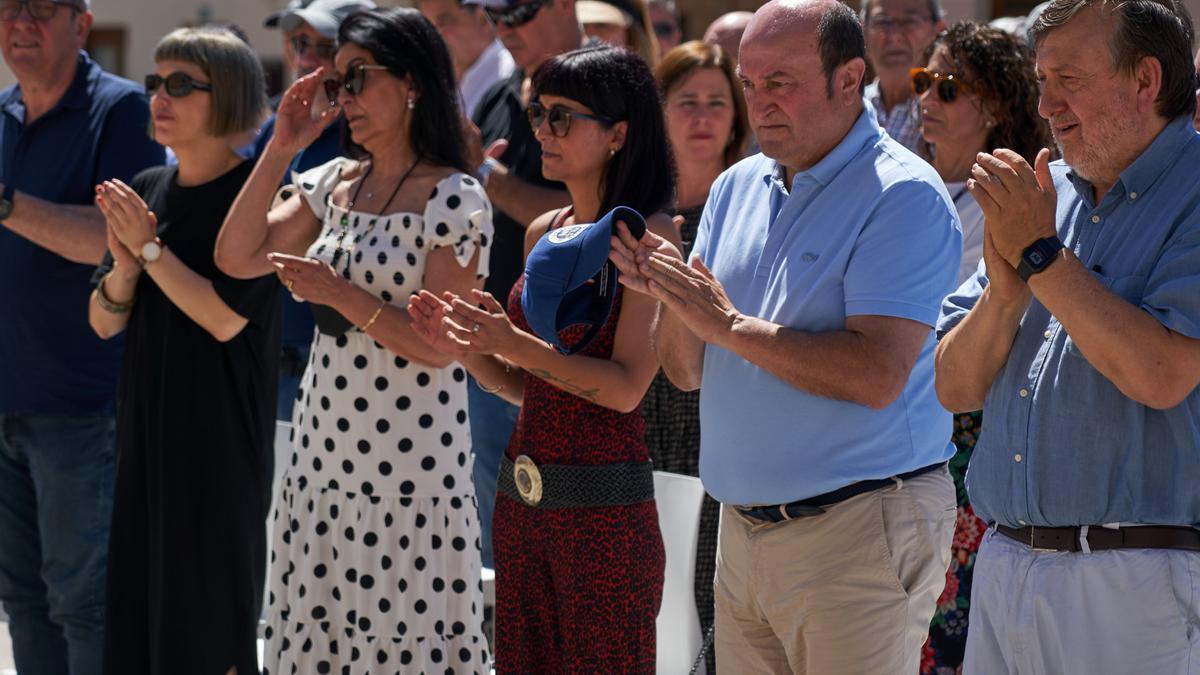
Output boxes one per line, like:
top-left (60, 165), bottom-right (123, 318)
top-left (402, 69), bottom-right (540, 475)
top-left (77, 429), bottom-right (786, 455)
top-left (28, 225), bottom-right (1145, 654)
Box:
top-left (1016, 236), bottom-right (1065, 282)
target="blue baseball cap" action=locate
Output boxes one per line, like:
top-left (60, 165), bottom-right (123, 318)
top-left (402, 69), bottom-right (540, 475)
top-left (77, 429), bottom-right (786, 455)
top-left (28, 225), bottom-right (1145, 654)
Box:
top-left (521, 206), bottom-right (647, 354)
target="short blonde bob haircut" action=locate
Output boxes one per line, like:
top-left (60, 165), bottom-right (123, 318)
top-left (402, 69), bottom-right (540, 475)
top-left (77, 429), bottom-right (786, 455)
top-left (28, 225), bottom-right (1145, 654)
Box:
top-left (152, 27), bottom-right (267, 138)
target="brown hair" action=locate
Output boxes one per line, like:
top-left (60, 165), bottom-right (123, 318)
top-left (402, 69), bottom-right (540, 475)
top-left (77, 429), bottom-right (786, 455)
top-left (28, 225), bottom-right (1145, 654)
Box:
top-left (926, 22), bottom-right (1052, 163)
top-left (656, 40), bottom-right (750, 166)
top-left (1030, 0), bottom-right (1196, 120)
top-left (153, 27), bottom-right (267, 137)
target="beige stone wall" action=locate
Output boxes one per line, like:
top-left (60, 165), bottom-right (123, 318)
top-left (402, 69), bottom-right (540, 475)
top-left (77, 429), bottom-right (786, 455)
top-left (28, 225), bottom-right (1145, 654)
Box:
top-left (0, 0), bottom-right (292, 89)
top-left (3, 0), bottom-right (1200, 88)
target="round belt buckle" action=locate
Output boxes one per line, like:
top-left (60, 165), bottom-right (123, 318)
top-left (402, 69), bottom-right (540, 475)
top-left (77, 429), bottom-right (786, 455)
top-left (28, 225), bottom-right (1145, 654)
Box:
top-left (513, 454), bottom-right (543, 507)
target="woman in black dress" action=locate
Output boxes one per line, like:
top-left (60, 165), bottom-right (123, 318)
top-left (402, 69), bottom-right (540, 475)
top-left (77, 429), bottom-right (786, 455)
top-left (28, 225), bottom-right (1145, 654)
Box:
top-left (644, 40), bottom-right (748, 673)
top-left (87, 27), bottom-right (276, 675)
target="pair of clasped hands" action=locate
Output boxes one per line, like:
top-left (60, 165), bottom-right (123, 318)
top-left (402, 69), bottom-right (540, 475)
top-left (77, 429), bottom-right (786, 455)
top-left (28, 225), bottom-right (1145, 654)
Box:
top-left (967, 147), bottom-right (1061, 303)
top-left (403, 214), bottom-right (742, 357)
top-left (94, 180), bottom-right (158, 272)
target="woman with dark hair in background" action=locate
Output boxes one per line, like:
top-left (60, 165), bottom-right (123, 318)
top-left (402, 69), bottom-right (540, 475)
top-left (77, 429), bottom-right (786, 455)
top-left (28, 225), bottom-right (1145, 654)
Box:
top-left (914, 21), bottom-right (1050, 675)
top-left (88, 26), bottom-right (275, 675)
top-left (644, 38), bottom-right (747, 674)
top-left (216, 8), bottom-right (493, 673)
top-left (409, 44), bottom-right (679, 672)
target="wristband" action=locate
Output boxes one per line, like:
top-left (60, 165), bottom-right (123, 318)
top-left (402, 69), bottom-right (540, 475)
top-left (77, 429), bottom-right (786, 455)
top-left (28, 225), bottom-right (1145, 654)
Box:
top-left (95, 274), bottom-right (134, 313)
top-left (476, 156), bottom-right (503, 187)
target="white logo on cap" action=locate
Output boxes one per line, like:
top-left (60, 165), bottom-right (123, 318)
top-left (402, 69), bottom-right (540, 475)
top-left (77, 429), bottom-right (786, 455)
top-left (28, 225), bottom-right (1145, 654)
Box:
top-left (548, 224), bottom-right (588, 244)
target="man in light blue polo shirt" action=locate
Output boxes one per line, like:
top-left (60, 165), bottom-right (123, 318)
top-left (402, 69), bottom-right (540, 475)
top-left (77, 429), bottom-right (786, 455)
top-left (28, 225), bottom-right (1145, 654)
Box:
top-left (936, 0), bottom-right (1200, 672)
top-left (610, 0), bottom-right (961, 671)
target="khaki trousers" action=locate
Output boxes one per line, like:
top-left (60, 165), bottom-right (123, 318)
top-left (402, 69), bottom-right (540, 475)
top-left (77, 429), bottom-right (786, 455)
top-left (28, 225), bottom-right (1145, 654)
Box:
top-left (714, 467), bottom-right (955, 674)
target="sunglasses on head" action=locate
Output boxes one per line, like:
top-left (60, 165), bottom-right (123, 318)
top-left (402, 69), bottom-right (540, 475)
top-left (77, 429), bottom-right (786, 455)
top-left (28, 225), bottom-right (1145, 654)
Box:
top-left (910, 67), bottom-right (978, 103)
top-left (527, 100), bottom-right (615, 137)
top-left (145, 72), bottom-right (213, 98)
top-left (0, 0), bottom-right (82, 22)
top-left (484, 0), bottom-right (548, 28)
top-left (290, 35), bottom-right (337, 60)
top-left (323, 63), bottom-right (393, 104)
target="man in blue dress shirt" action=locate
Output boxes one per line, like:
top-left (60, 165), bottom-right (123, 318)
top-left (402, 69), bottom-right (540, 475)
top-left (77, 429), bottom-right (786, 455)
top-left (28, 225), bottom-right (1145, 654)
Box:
top-left (936, 0), bottom-right (1200, 671)
top-left (612, 0), bottom-right (962, 670)
top-left (0, 1), bottom-right (164, 672)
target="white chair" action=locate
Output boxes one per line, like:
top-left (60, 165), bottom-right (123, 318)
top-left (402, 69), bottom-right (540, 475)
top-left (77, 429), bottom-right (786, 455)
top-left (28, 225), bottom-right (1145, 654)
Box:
top-left (653, 471), bottom-right (707, 675)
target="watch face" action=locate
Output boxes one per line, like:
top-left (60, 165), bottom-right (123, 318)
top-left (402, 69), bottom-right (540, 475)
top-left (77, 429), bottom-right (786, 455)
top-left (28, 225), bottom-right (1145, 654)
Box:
top-left (141, 240), bottom-right (162, 262)
top-left (1029, 251), bottom-right (1045, 265)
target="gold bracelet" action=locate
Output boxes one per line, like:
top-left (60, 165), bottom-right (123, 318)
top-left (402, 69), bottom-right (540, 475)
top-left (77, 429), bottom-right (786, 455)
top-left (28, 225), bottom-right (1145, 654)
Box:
top-left (95, 274), bottom-right (134, 313)
top-left (358, 299), bottom-right (386, 331)
top-left (476, 361), bottom-right (511, 394)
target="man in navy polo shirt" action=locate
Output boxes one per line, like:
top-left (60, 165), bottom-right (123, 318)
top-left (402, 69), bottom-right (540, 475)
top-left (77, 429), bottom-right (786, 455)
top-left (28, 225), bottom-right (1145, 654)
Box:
top-left (0, 0), bottom-right (163, 672)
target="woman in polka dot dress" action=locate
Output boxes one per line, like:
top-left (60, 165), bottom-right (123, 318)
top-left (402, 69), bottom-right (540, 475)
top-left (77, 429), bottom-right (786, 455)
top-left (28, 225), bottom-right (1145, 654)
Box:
top-left (410, 45), bottom-right (679, 672)
top-left (216, 9), bottom-right (492, 673)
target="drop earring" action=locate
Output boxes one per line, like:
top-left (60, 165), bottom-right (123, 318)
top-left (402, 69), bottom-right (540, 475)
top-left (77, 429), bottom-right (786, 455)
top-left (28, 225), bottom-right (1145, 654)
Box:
top-left (407, 97), bottom-right (415, 110)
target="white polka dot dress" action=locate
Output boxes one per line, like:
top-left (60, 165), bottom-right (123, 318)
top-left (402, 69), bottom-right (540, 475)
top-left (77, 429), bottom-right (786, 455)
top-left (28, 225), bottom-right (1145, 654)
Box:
top-left (263, 159), bottom-right (494, 675)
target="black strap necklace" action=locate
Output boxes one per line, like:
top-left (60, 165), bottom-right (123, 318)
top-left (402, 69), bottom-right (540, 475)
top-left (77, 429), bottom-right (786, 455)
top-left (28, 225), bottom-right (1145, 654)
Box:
top-left (332, 158), bottom-right (421, 270)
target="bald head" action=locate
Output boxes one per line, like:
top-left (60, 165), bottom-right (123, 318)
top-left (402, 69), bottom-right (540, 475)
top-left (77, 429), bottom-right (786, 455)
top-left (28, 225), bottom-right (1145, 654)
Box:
top-left (736, 0), bottom-right (866, 173)
top-left (742, 0), bottom-right (865, 97)
top-left (703, 10), bottom-right (753, 63)
top-left (743, 0), bottom-right (834, 44)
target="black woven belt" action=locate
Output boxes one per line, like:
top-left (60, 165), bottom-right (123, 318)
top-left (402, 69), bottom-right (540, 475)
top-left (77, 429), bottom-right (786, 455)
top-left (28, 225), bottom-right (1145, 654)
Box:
top-left (996, 524), bottom-right (1200, 552)
top-left (497, 454), bottom-right (654, 509)
top-left (735, 461), bottom-right (945, 524)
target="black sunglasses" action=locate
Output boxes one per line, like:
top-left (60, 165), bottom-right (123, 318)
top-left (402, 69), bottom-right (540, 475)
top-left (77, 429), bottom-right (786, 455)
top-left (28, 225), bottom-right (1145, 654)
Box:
top-left (0, 0), bottom-right (82, 22)
top-left (484, 0), bottom-right (548, 28)
top-left (290, 35), bottom-right (337, 60)
top-left (145, 72), bottom-right (213, 98)
top-left (527, 100), bottom-right (615, 137)
top-left (323, 63), bottom-right (392, 104)
top-left (910, 67), bottom-right (978, 104)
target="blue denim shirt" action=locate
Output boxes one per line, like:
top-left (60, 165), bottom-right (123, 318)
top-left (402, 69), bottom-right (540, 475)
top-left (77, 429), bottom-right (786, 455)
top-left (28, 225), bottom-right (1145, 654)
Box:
top-left (938, 115), bottom-right (1200, 528)
top-left (0, 52), bottom-right (164, 414)
top-left (693, 103), bottom-right (962, 506)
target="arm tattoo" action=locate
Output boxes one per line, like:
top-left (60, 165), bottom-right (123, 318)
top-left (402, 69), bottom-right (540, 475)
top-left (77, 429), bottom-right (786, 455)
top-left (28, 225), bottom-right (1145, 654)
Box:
top-left (527, 368), bottom-right (600, 403)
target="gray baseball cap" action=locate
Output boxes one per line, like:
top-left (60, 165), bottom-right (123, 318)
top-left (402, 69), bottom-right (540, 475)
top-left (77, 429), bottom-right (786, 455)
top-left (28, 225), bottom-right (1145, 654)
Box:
top-left (279, 0), bottom-right (376, 38)
top-left (264, 0), bottom-right (309, 29)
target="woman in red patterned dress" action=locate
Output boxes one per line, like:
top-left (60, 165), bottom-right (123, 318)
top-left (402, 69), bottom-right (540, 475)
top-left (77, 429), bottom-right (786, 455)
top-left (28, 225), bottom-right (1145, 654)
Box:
top-left (409, 44), bottom-right (680, 673)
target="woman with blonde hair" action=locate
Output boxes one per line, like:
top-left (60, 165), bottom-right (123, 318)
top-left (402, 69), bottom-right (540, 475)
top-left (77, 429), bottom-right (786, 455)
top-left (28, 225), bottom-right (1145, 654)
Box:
top-left (89, 26), bottom-right (276, 675)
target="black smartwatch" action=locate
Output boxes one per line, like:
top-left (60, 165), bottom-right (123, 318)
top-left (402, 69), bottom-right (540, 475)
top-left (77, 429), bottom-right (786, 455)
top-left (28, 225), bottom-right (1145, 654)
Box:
top-left (0, 184), bottom-right (13, 221)
top-left (1016, 236), bottom-right (1065, 282)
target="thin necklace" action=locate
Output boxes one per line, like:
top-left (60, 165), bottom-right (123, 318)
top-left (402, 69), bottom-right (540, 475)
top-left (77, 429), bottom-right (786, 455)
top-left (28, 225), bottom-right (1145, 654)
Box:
top-left (332, 158), bottom-right (421, 272)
